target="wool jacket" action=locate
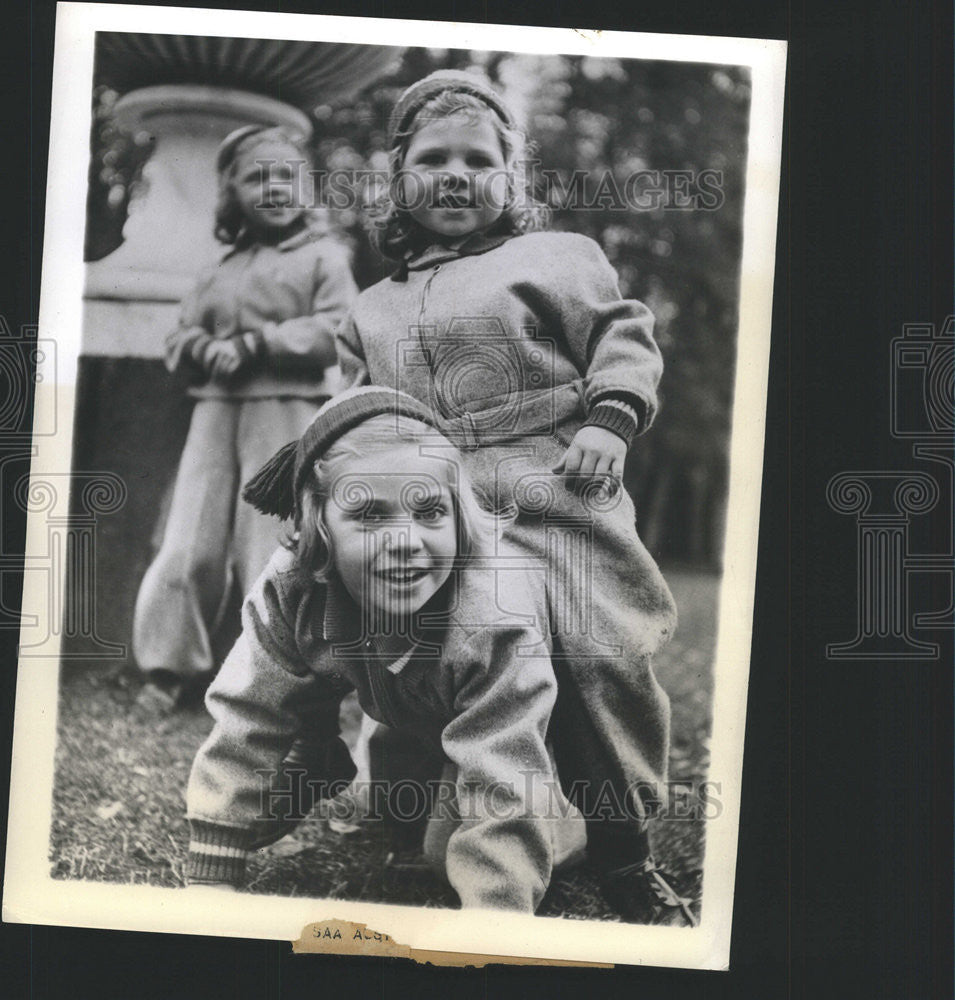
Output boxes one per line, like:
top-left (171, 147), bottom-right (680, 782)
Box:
top-left (186, 545), bottom-right (566, 913)
top-left (165, 224), bottom-right (358, 401)
top-left (335, 231), bottom-right (662, 447)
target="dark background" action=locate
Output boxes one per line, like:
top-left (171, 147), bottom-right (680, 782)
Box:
top-left (2, 2), bottom-right (952, 1000)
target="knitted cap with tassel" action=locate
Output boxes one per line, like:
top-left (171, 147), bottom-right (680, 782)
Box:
top-left (242, 387), bottom-right (438, 523)
top-left (387, 69), bottom-right (517, 151)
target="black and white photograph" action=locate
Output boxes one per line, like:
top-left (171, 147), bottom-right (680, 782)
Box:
top-left (3, 3), bottom-right (785, 968)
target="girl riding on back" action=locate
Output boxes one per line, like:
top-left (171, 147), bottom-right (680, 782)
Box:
top-left (335, 70), bottom-right (695, 925)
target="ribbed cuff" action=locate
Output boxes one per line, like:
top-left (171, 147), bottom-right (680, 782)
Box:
top-left (186, 820), bottom-right (252, 886)
top-left (583, 399), bottom-right (642, 448)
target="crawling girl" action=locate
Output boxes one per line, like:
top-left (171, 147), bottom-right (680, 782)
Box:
top-left (185, 387), bottom-right (584, 911)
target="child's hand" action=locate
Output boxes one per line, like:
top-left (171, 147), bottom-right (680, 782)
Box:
top-left (204, 339), bottom-right (243, 380)
top-left (552, 426), bottom-right (627, 495)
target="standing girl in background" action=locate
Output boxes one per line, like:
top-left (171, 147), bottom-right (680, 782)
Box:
top-left (335, 71), bottom-right (695, 925)
top-left (134, 125), bottom-right (357, 709)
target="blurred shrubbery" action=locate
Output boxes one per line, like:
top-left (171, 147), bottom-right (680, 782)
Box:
top-left (87, 47), bottom-right (751, 567)
top-left (84, 85), bottom-right (153, 264)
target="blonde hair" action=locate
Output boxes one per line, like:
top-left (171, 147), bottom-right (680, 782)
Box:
top-left (368, 91), bottom-right (549, 260)
top-left (290, 414), bottom-right (499, 584)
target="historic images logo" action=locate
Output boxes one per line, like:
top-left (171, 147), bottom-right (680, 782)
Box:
top-left (0, 316), bottom-right (128, 659)
top-left (826, 318), bottom-right (954, 659)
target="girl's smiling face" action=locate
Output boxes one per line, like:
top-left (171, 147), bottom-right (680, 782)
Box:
top-left (323, 447), bottom-right (458, 625)
top-left (399, 111), bottom-right (509, 240)
top-left (232, 138), bottom-right (307, 237)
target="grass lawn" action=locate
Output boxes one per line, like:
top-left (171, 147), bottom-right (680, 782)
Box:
top-left (49, 568), bottom-right (719, 921)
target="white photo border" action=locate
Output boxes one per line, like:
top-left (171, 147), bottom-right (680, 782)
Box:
top-left (4, 1), bottom-right (786, 971)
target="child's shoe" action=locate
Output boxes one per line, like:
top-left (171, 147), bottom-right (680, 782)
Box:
top-left (134, 669), bottom-right (185, 715)
top-left (134, 669), bottom-right (211, 715)
top-left (599, 857), bottom-right (699, 927)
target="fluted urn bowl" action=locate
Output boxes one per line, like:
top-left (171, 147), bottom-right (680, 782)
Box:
top-left (94, 31), bottom-right (400, 114)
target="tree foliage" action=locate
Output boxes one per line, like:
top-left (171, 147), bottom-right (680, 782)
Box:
top-left (85, 85), bottom-right (153, 262)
